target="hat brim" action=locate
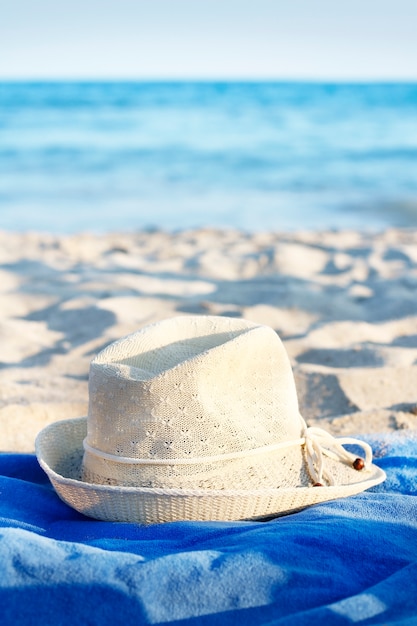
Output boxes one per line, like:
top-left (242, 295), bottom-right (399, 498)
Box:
top-left (35, 417), bottom-right (386, 524)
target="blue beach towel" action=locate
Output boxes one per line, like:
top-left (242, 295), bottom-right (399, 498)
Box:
top-left (0, 431), bottom-right (416, 625)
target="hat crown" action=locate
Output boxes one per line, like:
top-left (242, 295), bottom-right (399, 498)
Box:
top-left (85, 316), bottom-right (302, 466)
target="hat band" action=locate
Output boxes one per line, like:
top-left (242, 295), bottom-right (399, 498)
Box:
top-left (83, 436), bottom-right (304, 465)
top-left (83, 422), bottom-right (373, 487)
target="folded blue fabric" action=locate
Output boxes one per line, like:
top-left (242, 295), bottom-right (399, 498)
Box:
top-left (0, 431), bottom-right (416, 625)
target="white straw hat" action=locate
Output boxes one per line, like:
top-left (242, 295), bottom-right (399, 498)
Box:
top-left (36, 315), bottom-right (385, 524)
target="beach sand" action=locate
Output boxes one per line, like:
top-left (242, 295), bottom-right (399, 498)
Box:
top-left (1, 227), bottom-right (417, 452)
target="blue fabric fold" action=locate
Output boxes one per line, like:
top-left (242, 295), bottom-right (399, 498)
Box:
top-left (0, 431), bottom-right (416, 625)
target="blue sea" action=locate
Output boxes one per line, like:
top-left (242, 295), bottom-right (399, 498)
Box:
top-left (1, 81), bottom-right (417, 233)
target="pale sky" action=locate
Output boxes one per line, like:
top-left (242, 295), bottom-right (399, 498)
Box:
top-left (1, 0), bottom-right (417, 80)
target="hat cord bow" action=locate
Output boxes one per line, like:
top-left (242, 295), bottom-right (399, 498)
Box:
top-left (302, 422), bottom-right (373, 486)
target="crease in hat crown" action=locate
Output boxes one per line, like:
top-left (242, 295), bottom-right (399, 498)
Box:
top-left (35, 315), bottom-right (386, 523)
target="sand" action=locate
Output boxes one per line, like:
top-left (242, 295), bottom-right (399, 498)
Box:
top-left (1, 227), bottom-right (417, 452)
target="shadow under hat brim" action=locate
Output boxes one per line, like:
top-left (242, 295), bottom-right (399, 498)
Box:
top-left (35, 417), bottom-right (386, 524)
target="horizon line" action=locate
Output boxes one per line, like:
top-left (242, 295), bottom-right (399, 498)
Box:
top-left (1, 76), bottom-right (417, 84)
